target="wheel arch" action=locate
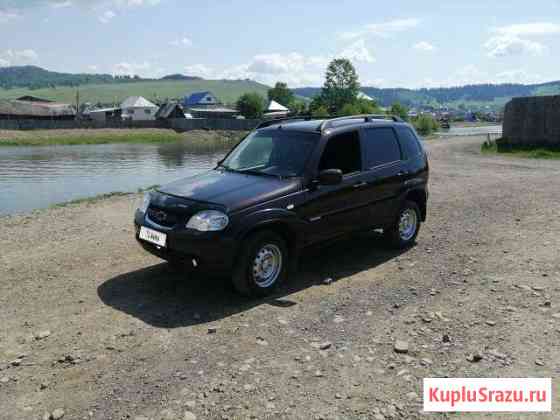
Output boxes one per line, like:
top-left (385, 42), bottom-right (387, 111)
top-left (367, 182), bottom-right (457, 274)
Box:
top-left (404, 188), bottom-right (427, 221)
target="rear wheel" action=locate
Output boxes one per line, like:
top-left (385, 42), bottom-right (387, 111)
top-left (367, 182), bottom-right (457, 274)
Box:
top-left (232, 231), bottom-right (288, 297)
top-left (384, 200), bottom-right (421, 249)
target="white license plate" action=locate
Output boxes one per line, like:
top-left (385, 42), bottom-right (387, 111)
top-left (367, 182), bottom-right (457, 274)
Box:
top-left (139, 226), bottom-right (167, 247)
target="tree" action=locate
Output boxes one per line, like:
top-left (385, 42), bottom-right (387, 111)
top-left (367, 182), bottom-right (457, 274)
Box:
top-left (390, 102), bottom-right (409, 120)
top-left (268, 82), bottom-right (294, 108)
top-left (320, 59), bottom-right (360, 114)
top-left (236, 93), bottom-right (265, 119)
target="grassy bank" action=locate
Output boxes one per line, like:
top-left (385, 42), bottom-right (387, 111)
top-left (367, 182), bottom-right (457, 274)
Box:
top-left (50, 185), bottom-right (160, 209)
top-left (0, 128), bottom-right (246, 147)
top-left (481, 140), bottom-right (560, 159)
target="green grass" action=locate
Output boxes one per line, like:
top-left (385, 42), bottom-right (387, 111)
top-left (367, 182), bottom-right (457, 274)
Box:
top-left (0, 79), bottom-right (270, 106)
top-left (481, 140), bottom-right (560, 159)
top-left (0, 128), bottom-right (247, 147)
top-left (0, 129), bottom-right (185, 146)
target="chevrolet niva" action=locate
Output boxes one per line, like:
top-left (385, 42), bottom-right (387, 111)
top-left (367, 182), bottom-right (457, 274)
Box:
top-left (135, 115), bottom-right (429, 297)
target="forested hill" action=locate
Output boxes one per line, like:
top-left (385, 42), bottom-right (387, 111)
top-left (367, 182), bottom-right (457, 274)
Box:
top-left (0, 66), bottom-right (201, 90)
top-left (294, 81), bottom-right (560, 109)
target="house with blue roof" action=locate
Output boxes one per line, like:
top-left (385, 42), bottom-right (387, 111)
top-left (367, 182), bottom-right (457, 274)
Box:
top-left (182, 91), bottom-right (220, 108)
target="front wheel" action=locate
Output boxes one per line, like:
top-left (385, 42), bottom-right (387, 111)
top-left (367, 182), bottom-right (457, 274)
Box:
top-left (384, 200), bottom-right (421, 249)
top-left (232, 231), bottom-right (288, 297)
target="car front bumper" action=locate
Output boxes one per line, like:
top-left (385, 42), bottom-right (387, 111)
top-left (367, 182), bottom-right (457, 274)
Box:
top-left (134, 210), bottom-right (237, 273)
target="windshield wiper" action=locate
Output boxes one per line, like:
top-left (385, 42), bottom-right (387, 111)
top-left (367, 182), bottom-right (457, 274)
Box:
top-left (238, 169), bottom-right (279, 178)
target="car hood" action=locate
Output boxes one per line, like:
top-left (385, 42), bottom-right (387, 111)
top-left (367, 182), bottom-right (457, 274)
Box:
top-left (157, 169), bottom-right (301, 212)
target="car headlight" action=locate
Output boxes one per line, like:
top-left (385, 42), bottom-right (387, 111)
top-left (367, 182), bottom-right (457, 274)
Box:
top-left (186, 210), bottom-right (229, 232)
top-left (138, 193), bottom-right (151, 213)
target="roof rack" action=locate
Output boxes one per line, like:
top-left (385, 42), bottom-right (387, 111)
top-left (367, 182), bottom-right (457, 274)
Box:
top-left (319, 114), bottom-right (403, 132)
top-left (256, 116), bottom-right (314, 129)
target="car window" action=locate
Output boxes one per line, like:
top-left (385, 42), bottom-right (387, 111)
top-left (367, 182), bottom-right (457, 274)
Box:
top-left (318, 131), bottom-right (361, 175)
top-left (396, 127), bottom-right (422, 159)
top-left (230, 136), bottom-right (273, 169)
top-left (362, 127), bottom-right (402, 168)
top-left (222, 130), bottom-right (319, 177)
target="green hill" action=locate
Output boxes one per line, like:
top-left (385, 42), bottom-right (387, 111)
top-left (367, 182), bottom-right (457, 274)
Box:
top-left (0, 79), bottom-right (270, 106)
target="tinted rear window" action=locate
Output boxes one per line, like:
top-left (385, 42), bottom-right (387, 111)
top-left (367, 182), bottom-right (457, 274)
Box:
top-left (362, 127), bottom-right (402, 168)
top-left (396, 127), bottom-right (422, 159)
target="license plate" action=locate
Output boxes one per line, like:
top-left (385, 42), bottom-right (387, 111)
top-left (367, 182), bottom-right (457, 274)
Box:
top-left (139, 226), bottom-right (167, 247)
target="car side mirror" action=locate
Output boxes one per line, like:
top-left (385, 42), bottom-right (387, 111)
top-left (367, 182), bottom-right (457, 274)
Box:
top-left (318, 169), bottom-right (343, 186)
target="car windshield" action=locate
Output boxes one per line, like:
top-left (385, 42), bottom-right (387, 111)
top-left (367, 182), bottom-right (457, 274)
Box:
top-left (220, 130), bottom-right (319, 177)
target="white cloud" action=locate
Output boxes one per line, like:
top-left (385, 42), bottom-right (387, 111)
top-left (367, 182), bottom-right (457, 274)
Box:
top-left (339, 39), bottom-right (375, 63)
top-left (484, 22), bottom-right (560, 58)
top-left (170, 37), bottom-right (193, 47)
top-left (184, 41), bottom-right (376, 87)
top-left (87, 64), bottom-right (99, 71)
top-left (485, 34), bottom-right (546, 57)
top-left (413, 41), bottom-right (436, 52)
top-left (184, 52), bottom-right (330, 87)
top-left (340, 18), bottom-right (420, 40)
top-left (0, 49), bottom-right (39, 66)
top-left (49, 0), bottom-right (72, 8)
top-left (98, 9), bottom-right (115, 23)
top-left (494, 22), bottom-right (560, 36)
top-left (184, 64), bottom-right (216, 79)
top-left (113, 61), bottom-right (152, 76)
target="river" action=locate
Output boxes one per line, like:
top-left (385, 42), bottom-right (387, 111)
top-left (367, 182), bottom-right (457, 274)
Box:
top-left (0, 142), bottom-right (227, 216)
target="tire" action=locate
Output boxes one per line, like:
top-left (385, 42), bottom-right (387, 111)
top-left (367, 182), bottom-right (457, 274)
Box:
top-left (384, 200), bottom-right (421, 249)
top-left (232, 231), bottom-right (288, 297)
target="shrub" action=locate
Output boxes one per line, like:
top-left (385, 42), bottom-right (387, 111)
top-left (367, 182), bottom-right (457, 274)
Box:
top-left (311, 105), bottom-right (330, 118)
top-left (413, 114), bottom-right (439, 135)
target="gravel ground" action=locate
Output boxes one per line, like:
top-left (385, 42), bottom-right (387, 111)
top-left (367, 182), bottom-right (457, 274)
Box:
top-left (0, 136), bottom-right (559, 420)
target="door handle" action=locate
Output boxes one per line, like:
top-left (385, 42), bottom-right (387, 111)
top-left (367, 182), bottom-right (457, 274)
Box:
top-left (353, 181), bottom-right (368, 188)
top-left (397, 171), bottom-right (409, 177)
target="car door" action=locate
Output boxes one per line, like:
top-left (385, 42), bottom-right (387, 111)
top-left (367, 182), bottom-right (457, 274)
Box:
top-left (359, 126), bottom-right (407, 228)
top-left (297, 130), bottom-right (371, 245)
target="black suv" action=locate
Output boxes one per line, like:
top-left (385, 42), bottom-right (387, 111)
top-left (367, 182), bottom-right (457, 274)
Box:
top-left (134, 115), bottom-right (429, 296)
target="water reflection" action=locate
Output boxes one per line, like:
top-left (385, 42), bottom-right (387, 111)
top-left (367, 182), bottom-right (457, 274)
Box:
top-left (0, 141), bottom-right (230, 215)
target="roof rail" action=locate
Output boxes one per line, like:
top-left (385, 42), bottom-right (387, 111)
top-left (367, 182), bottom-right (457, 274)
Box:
top-left (319, 114), bottom-right (403, 131)
top-left (256, 116), bottom-right (314, 129)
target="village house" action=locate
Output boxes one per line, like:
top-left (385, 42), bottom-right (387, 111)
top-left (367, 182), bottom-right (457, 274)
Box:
top-left (155, 102), bottom-right (191, 120)
top-left (87, 107), bottom-right (122, 122)
top-left (189, 106), bottom-right (239, 119)
top-left (120, 96), bottom-right (159, 121)
top-left (264, 100), bottom-right (289, 119)
top-left (182, 91), bottom-right (220, 109)
top-left (0, 98), bottom-right (75, 120)
top-left (357, 91), bottom-right (375, 102)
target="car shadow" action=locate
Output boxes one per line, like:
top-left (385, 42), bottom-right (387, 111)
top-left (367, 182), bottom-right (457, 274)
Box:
top-left (97, 231), bottom-right (408, 328)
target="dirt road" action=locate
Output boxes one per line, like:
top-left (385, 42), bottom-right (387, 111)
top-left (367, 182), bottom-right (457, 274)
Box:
top-left (1, 136), bottom-right (559, 420)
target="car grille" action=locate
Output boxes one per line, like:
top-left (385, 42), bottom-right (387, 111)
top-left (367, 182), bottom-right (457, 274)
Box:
top-left (147, 207), bottom-right (180, 228)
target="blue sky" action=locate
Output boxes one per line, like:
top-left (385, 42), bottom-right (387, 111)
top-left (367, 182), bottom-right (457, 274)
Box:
top-left (1, 0), bottom-right (559, 88)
